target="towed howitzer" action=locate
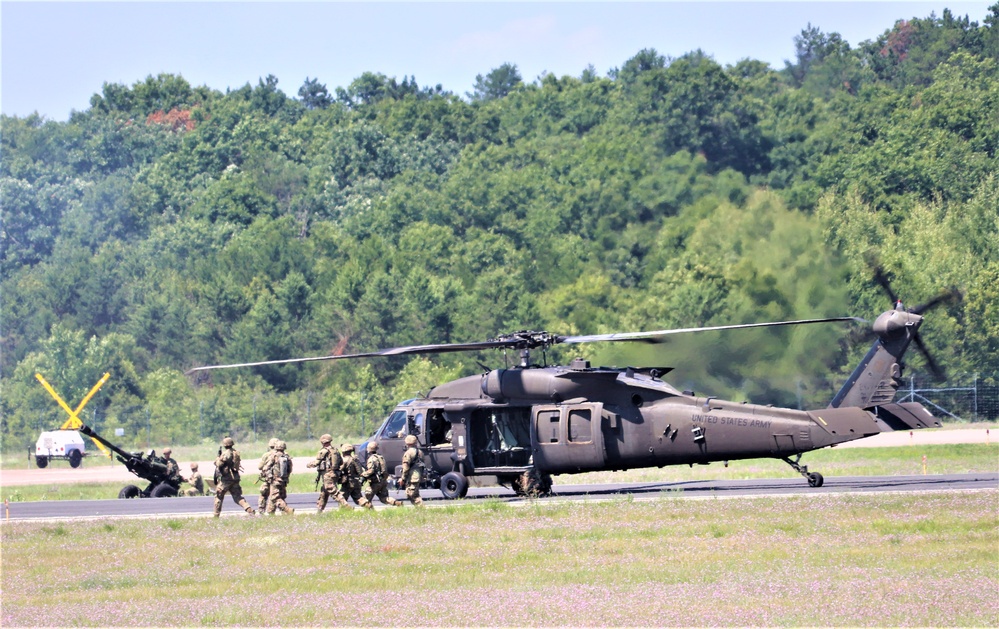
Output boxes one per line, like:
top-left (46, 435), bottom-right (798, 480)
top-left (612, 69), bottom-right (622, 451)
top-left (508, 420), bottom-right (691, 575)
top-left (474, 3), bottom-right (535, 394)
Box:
top-left (78, 424), bottom-right (183, 499)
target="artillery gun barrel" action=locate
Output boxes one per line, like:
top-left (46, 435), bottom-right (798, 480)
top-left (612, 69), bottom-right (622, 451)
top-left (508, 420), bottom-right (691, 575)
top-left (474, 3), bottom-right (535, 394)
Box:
top-left (78, 424), bottom-right (133, 462)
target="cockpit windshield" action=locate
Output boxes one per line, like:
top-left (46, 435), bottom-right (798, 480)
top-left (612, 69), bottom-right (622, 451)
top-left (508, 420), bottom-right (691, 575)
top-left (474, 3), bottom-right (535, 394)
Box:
top-left (379, 410), bottom-right (408, 439)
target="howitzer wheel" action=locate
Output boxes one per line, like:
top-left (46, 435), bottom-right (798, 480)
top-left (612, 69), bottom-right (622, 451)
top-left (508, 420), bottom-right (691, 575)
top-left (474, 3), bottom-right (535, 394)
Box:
top-left (35, 455), bottom-right (48, 469)
top-left (119, 484), bottom-right (141, 499)
top-left (69, 450), bottom-right (83, 468)
top-left (150, 481), bottom-right (178, 498)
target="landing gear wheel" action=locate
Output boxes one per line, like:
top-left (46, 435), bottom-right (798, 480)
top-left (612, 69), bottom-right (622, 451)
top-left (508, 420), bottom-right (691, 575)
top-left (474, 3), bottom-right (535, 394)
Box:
top-left (440, 471), bottom-right (469, 499)
top-left (782, 455), bottom-right (824, 488)
top-left (150, 482), bottom-right (178, 498)
top-left (69, 450), bottom-right (83, 468)
top-left (118, 484), bottom-right (141, 499)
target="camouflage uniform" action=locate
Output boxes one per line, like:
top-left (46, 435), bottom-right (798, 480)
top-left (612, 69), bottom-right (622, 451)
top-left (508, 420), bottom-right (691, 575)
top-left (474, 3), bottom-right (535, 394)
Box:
top-left (256, 438), bottom-right (279, 513)
top-left (263, 441), bottom-right (295, 515)
top-left (399, 435), bottom-right (424, 506)
top-left (213, 437), bottom-right (255, 517)
top-left (306, 434), bottom-right (350, 512)
top-left (183, 462), bottom-right (206, 497)
top-left (361, 442), bottom-right (402, 507)
top-left (340, 444), bottom-right (371, 508)
top-left (162, 448), bottom-right (182, 484)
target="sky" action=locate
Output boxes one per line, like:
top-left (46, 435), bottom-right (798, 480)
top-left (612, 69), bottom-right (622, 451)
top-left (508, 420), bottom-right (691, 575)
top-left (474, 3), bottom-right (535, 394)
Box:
top-left (1, 1), bottom-right (992, 121)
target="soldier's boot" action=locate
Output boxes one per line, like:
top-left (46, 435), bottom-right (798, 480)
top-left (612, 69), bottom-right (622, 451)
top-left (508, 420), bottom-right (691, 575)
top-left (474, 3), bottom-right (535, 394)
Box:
top-left (362, 499), bottom-right (374, 510)
top-left (213, 497), bottom-right (223, 517)
top-left (388, 498), bottom-right (403, 507)
top-left (238, 499), bottom-right (256, 516)
top-left (316, 495), bottom-right (328, 513)
top-left (410, 496), bottom-right (424, 507)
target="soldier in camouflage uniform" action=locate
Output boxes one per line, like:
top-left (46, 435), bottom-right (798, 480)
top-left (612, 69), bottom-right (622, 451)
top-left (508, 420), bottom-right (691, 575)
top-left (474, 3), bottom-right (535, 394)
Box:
top-left (162, 447), bottom-right (180, 481)
top-left (340, 443), bottom-right (371, 508)
top-left (399, 434), bottom-right (424, 506)
top-left (183, 462), bottom-right (206, 496)
top-left (263, 440), bottom-right (295, 515)
top-left (361, 441), bottom-right (402, 507)
top-left (306, 434), bottom-right (351, 512)
top-left (256, 438), bottom-right (279, 514)
top-left (213, 437), bottom-right (256, 517)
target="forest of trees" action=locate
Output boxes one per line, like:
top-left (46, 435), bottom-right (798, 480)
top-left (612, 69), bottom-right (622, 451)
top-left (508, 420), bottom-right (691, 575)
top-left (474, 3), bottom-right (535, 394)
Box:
top-left (2, 8), bottom-right (997, 451)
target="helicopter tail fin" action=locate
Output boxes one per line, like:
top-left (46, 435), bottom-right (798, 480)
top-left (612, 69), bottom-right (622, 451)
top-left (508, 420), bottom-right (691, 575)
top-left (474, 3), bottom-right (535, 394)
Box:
top-left (828, 306), bottom-right (923, 409)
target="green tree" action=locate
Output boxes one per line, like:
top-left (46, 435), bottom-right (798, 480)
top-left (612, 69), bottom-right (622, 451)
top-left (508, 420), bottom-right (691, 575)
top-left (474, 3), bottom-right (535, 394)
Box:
top-left (469, 63), bottom-right (522, 101)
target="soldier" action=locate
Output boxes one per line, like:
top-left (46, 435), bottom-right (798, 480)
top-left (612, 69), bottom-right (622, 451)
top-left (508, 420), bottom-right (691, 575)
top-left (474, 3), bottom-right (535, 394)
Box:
top-left (340, 443), bottom-right (370, 508)
top-left (256, 437), bottom-right (279, 514)
top-left (213, 437), bottom-right (255, 517)
top-left (399, 434), bottom-right (424, 506)
top-left (183, 462), bottom-right (206, 496)
top-left (306, 434), bottom-right (351, 512)
top-left (361, 441), bottom-right (402, 508)
top-left (162, 447), bottom-right (180, 480)
top-left (263, 440), bottom-right (295, 515)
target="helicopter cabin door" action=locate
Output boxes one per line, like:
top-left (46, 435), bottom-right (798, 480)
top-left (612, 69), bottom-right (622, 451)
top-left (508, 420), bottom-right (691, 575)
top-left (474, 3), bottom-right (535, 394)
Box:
top-left (531, 403), bottom-right (606, 474)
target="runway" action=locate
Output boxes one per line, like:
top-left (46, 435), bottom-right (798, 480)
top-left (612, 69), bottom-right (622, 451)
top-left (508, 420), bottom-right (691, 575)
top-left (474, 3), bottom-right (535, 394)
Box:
top-left (4, 472), bottom-right (996, 521)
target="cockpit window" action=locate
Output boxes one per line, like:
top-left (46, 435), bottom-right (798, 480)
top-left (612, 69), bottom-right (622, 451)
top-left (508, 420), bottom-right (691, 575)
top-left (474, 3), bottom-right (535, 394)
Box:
top-left (381, 410), bottom-right (407, 439)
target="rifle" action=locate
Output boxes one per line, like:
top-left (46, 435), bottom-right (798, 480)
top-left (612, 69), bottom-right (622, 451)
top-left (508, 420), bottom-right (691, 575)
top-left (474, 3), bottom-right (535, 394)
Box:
top-left (213, 447), bottom-right (222, 485)
top-left (313, 450), bottom-right (330, 491)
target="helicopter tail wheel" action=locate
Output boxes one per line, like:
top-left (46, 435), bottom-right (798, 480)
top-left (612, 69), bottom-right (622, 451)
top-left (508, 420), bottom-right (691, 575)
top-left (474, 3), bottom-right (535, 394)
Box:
top-left (782, 456), bottom-right (824, 488)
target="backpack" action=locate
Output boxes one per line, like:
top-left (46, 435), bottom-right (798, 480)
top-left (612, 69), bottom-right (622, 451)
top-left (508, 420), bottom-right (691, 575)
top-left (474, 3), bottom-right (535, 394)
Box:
top-left (274, 452), bottom-right (292, 481)
top-left (370, 454), bottom-right (385, 484)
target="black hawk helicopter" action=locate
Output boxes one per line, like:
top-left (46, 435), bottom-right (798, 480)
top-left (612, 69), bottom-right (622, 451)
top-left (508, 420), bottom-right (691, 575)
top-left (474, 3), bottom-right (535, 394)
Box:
top-left (188, 289), bottom-right (949, 499)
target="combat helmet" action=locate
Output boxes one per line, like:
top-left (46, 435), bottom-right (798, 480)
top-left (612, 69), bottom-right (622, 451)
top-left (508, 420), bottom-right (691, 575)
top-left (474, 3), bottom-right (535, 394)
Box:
top-left (341, 443), bottom-right (355, 453)
top-left (222, 437), bottom-right (234, 448)
top-left (404, 435), bottom-right (418, 446)
top-left (366, 441), bottom-right (378, 453)
top-left (268, 437), bottom-right (279, 449)
top-left (162, 447), bottom-right (172, 456)
top-left (275, 441), bottom-right (287, 451)
top-left (320, 434), bottom-right (332, 445)
top-left (190, 462), bottom-right (199, 470)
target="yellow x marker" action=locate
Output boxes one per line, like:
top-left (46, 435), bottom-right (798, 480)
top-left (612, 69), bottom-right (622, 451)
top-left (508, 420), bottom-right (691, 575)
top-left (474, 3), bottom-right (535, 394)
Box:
top-left (35, 372), bottom-right (112, 458)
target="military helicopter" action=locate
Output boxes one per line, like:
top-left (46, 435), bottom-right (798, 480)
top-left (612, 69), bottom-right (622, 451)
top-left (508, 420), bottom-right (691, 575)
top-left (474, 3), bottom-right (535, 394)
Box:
top-left (188, 289), bottom-right (949, 499)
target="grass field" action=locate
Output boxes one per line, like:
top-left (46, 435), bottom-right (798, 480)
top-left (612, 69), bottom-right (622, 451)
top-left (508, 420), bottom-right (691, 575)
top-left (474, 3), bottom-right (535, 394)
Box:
top-left (1, 491), bottom-right (996, 626)
top-left (3, 443), bottom-right (996, 503)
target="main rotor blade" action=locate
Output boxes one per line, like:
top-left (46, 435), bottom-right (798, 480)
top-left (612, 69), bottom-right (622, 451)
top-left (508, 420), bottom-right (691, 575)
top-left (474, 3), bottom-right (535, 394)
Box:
top-left (911, 287), bottom-right (961, 316)
top-left (873, 267), bottom-right (900, 306)
top-left (560, 316), bottom-right (864, 345)
top-left (911, 332), bottom-right (946, 382)
top-left (185, 339), bottom-right (518, 374)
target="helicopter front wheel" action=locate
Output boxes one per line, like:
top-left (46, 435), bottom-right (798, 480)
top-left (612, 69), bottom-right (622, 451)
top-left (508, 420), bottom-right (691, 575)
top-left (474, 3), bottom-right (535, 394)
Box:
top-left (807, 472), bottom-right (824, 488)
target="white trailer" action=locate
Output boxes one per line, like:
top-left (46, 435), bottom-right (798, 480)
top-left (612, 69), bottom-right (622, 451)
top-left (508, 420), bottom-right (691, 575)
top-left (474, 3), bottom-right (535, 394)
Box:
top-left (34, 430), bottom-right (87, 468)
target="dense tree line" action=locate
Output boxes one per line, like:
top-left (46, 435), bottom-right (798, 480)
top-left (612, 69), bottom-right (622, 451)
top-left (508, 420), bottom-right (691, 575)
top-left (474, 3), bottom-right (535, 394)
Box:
top-left (2, 8), bottom-right (997, 450)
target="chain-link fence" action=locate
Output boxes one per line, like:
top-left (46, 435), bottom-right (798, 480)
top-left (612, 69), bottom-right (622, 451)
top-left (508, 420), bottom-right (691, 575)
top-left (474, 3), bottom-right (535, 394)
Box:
top-left (895, 373), bottom-right (998, 422)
